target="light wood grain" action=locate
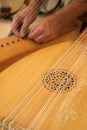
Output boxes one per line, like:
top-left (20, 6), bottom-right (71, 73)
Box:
top-left (0, 29), bottom-right (87, 130)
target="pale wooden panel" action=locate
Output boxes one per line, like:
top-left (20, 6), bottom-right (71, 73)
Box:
top-left (0, 30), bottom-right (87, 129)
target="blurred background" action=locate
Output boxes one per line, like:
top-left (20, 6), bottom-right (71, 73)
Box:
top-left (0, 0), bottom-right (86, 38)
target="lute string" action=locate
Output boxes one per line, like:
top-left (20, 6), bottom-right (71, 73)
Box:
top-left (34, 29), bottom-right (87, 128)
top-left (3, 28), bottom-right (86, 129)
top-left (28, 46), bottom-right (86, 129)
top-left (27, 32), bottom-right (87, 129)
top-left (8, 87), bottom-right (49, 130)
top-left (35, 34), bottom-right (87, 128)
top-left (53, 35), bottom-right (87, 70)
top-left (51, 30), bottom-right (87, 70)
top-left (9, 30), bottom-right (87, 129)
top-left (2, 28), bottom-right (86, 129)
top-left (34, 51), bottom-right (86, 130)
top-left (12, 33), bottom-right (87, 127)
top-left (27, 34), bottom-right (87, 129)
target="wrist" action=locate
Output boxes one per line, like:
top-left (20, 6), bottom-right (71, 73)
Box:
top-left (54, 11), bottom-right (68, 28)
top-left (54, 1), bottom-right (87, 27)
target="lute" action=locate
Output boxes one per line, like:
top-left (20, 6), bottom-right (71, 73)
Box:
top-left (0, 29), bottom-right (87, 130)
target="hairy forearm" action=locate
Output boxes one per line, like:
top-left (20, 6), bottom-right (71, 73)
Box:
top-left (55, 1), bottom-right (87, 26)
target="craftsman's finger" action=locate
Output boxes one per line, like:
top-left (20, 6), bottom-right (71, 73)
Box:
top-left (20, 20), bottom-right (29, 37)
top-left (12, 15), bottom-right (21, 36)
top-left (28, 25), bottom-right (44, 39)
top-left (34, 34), bottom-right (47, 43)
top-left (29, 24), bottom-right (39, 33)
top-left (12, 23), bottom-right (20, 36)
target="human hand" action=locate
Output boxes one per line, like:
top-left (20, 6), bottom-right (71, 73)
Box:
top-left (11, 0), bottom-right (41, 37)
top-left (28, 14), bottom-right (65, 43)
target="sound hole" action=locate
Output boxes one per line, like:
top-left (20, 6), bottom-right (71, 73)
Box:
top-left (43, 70), bottom-right (76, 93)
